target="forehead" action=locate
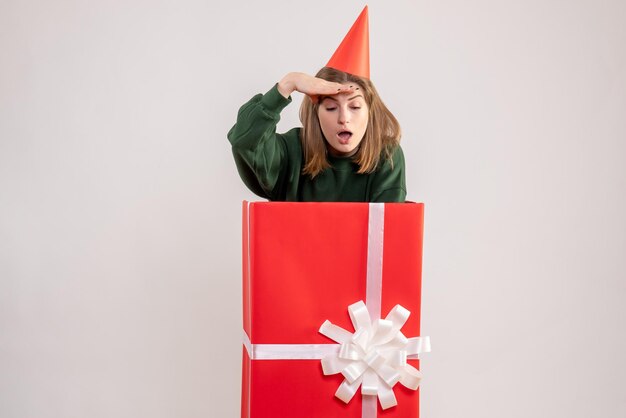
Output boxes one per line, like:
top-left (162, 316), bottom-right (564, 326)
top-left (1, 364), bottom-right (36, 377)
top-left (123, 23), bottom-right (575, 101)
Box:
top-left (320, 94), bottom-right (366, 104)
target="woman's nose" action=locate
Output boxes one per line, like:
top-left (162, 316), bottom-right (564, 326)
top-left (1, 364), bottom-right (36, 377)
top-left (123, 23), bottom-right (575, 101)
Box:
top-left (338, 107), bottom-right (349, 124)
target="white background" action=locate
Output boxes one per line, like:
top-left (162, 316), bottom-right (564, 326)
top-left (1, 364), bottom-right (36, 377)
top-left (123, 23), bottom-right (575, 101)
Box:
top-left (1, 0), bottom-right (625, 417)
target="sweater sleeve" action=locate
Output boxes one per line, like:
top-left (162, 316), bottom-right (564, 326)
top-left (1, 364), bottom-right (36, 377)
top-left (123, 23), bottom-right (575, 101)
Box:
top-left (370, 146), bottom-right (407, 203)
top-left (227, 84), bottom-right (292, 199)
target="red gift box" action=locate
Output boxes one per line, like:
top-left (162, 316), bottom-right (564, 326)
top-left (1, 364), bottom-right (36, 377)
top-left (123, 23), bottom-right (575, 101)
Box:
top-left (241, 202), bottom-right (428, 418)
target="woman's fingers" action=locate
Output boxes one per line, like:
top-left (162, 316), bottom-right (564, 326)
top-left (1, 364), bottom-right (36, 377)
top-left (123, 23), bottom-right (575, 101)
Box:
top-left (313, 80), bottom-right (355, 96)
top-left (304, 80), bottom-right (355, 103)
top-left (283, 72), bottom-right (356, 102)
top-left (297, 74), bottom-right (353, 94)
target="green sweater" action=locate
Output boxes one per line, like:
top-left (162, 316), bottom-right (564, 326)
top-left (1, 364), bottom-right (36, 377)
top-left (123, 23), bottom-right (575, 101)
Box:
top-left (227, 84), bottom-right (406, 202)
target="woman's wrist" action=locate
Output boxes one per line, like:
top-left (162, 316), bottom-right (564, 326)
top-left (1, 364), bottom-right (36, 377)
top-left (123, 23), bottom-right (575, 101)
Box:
top-left (277, 73), bottom-right (298, 98)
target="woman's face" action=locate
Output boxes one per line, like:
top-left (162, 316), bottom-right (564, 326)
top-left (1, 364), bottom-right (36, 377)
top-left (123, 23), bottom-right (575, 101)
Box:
top-left (317, 91), bottom-right (369, 157)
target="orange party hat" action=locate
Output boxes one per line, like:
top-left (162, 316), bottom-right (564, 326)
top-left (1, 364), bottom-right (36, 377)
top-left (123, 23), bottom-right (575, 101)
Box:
top-left (326, 5), bottom-right (370, 79)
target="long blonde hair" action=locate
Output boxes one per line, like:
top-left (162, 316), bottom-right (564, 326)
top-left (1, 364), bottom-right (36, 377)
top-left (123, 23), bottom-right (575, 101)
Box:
top-left (299, 67), bottom-right (401, 178)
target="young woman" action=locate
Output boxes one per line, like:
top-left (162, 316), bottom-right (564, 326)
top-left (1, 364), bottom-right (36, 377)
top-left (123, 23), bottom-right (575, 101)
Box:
top-left (227, 66), bottom-right (405, 202)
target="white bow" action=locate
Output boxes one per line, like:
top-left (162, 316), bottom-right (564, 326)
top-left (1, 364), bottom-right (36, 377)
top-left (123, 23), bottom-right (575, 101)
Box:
top-left (319, 300), bottom-right (431, 410)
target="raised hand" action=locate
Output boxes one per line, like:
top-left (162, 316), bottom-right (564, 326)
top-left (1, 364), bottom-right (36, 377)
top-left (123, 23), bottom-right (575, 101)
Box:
top-left (277, 72), bottom-right (355, 102)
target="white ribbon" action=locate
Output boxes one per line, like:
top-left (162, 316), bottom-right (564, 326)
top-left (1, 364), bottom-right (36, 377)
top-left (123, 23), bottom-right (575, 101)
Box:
top-left (243, 331), bottom-right (340, 359)
top-left (243, 202), bottom-right (431, 417)
top-left (319, 301), bottom-right (431, 410)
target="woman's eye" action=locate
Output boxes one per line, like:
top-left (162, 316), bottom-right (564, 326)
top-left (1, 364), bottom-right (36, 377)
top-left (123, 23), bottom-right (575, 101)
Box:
top-left (351, 106), bottom-right (361, 110)
top-left (325, 107), bottom-right (337, 111)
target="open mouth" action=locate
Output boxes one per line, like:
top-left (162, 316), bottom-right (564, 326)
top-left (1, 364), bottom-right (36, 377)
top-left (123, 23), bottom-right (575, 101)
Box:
top-left (337, 130), bottom-right (352, 144)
